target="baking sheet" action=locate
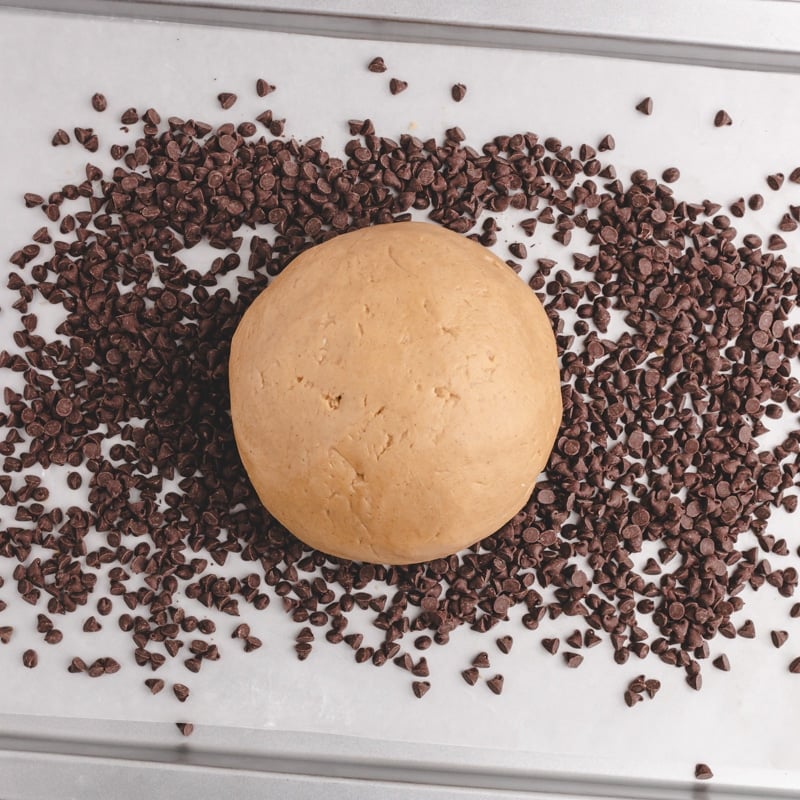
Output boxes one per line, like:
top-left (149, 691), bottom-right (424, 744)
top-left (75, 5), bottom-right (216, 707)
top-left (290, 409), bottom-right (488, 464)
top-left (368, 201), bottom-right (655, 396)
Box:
top-left (2, 4), bottom-right (800, 797)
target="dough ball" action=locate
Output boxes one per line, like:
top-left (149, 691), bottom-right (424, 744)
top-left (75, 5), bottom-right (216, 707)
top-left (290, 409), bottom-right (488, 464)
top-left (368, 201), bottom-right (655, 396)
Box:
top-left (229, 222), bottom-right (562, 564)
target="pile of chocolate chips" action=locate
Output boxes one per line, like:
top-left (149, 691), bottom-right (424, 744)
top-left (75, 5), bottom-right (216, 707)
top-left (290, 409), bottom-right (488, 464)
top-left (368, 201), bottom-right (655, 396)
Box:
top-left (2, 79), bottom-right (800, 715)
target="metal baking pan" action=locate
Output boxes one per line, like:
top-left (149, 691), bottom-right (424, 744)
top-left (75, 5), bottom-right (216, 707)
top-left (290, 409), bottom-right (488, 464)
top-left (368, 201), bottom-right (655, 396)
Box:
top-left (2, 2), bottom-right (800, 798)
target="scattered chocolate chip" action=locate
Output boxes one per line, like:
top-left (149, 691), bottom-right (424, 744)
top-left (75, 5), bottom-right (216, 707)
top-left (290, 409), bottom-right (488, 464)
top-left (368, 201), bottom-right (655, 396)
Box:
top-left (767, 172), bottom-right (785, 191)
top-left (0, 627), bottom-right (13, 644)
top-left (255, 79), bottom-right (275, 97)
top-left (145, 678), bottom-right (165, 694)
top-left (412, 680), bottom-right (430, 698)
top-left (461, 667), bottom-right (479, 686)
top-left (771, 630), bottom-right (789, 648)
top-left (173, 683), bottom-right (190, 702)
top-left (83, 616), bottom-right (102, 633)
top-left (563, 652), bottom-right (583, 668)
top-left (635, 97), bottom-right (653, 115)
top-left (748, 193), bottom-right (764, 210)
top-left (22, 649), bottom-right (38, 668)
top-left (451, 83), bottom-right (467, 102)
top-left (662, 167), bottom-right (680, 183)
top-left (472, 652), bottom-right (490, 669)
top-left (389, 78), bottom-right (408, 95)
top-left (176, 722), bottom-right (194, 736)
top-left (217, 93), bottom-right (237, 109)
top-left (714, 109), bottom-right (732, 127)
top-left (695, 763), bottom-right (713, 780)
top-left (711, 653), bottom-right (731, 672)
top-left (486, 674), bottom-right (504, 695)
top-left (91, 93), bottom-right (107, 112)
top-left (44, 629), bottom-right (63, 645)
top-left (51, 129), bottom-right (70, 146)
top-left (598, 134), bottom-right (615, 152)
top-left (367, 57), bottom-right (387, 73)
top-left (496, 636), bottom-right (513, 654)
top-left (542, 638), bottom-right (559, 655)
top-left (737, 620), bottom-right (756, 639)
top-left (789, 657), bottom-right (800, 674)
top-left (768, 234), bottom-right (786, 250)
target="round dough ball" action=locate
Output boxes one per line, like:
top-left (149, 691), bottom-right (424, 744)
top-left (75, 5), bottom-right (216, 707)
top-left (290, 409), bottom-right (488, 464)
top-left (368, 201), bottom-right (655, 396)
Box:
top-left (229, 221), bottom-right (562, 564)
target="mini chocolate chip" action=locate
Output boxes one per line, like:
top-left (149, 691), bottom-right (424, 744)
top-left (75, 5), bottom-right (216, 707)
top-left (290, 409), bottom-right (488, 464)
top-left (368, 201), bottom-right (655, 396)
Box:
top-left (367, 57), bottom-right (387, 73)
top-left (22, 649), bottom-right (38, 668)
top-left (145, 678), bottom-right (165, 694)
top-left (91, 93), bottom-right (107, 112)
top-left (635, 97), bottom-right (653, 115)
top-left (496, 636), bottom-right (513, 654)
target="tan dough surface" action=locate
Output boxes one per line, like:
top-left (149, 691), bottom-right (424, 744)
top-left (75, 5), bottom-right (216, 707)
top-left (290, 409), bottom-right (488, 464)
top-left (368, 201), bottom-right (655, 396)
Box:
top-left (229, 221), bottom-right (562, 564)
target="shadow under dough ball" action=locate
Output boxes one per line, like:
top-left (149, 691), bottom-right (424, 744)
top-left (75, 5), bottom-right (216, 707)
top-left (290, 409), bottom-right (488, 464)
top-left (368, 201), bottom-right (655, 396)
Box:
top-left (229, 221), bottom-right (562, 564)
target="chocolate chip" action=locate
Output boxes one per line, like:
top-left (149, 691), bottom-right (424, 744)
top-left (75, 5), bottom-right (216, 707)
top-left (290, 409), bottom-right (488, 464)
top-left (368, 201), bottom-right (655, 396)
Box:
top-left (714, 110), bottom-right (732, 127)
top-left (389, 78), bottom-right (408, 95)
top-left (748, 193), bottom-right (764, 210)
top-left (472, 651), bottom-right (490, 668)
top-left (694, 763), bottom-right (713, 780)
top-left (737, 620), bottom-right (756, 638)
top-left (44, 629), bottom-right (63, 645)
top-left (541, 638), bottom-right (559, 655)
top-left (412, 680), bottom-right (430, 698)
top-left (771, 630), bottom-right (788, 648)
top-left (486, 674), bottom-right (504, 695)
top-left (367, 57), bottom-right (387, 73)
top-left (176, 722), bottom-right (194, 736)
top-left (461, 667), bottom-right (479, 685)
top-left (496, 636), bottom-right (513, 654)
top-left (768, 234), bottom-right (786, 250)
top-left (790, 657), bottom-right (800, 674)
top-left (0, 627), bottom-right (13, 644)
top-left (22, 649), bottom-right (38, 668)
top-left (598, 134), bottom-right (615, 152)
top-left (217, 93), bottom-right (237, 109)
top-left (51, 129), bottom-right (70, 146)
top-left (91, 93), bottom-right (107, 112)
top-left (662, 167), bottom-right (680, 184)
top-left (255, 79), bottom-right (275, 97)
top-left (767, 173), bottom-right (785, 191)
top-left (173, 683), bottom-right (190, 702)
top-left (563, 652), bottom-right (583, 668)
top-left (635, 97), bottom-right (653, 115)
top-left (145, 678), bottom-right (165, 694)
top-left (451, 83), bottom-right (467, 102)
top-left (712, 654), bottom-right (730, 671)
